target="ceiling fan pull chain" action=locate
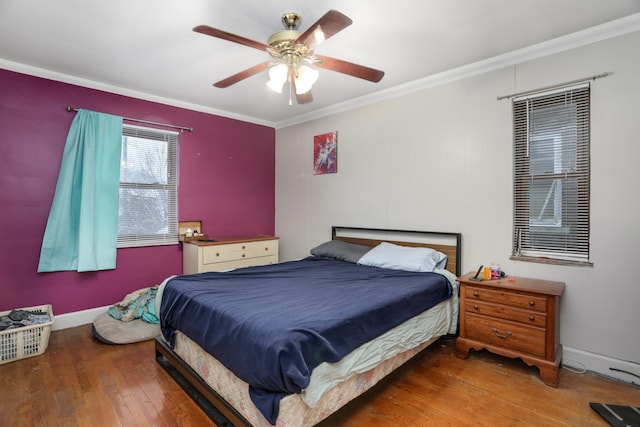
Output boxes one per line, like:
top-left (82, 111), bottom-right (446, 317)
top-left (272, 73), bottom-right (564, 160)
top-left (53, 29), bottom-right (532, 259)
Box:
top-left (288, 74), bottom-right (293, 107)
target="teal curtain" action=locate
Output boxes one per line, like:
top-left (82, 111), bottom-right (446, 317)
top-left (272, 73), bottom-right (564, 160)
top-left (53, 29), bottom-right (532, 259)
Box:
top-left (38, 109), bottom-right (123, 272)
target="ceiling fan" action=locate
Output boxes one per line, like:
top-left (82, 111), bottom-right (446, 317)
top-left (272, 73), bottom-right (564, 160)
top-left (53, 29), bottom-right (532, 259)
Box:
top-left (193, 9), bottom-right (385, 105)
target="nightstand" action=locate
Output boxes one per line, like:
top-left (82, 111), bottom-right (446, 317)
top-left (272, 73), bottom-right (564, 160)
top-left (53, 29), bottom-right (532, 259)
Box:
top-left (455, 272), bottom-right (565, 386)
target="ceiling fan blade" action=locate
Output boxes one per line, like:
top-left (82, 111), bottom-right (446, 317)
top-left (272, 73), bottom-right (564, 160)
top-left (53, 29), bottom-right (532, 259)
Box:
top-left (213, 62), bottom-right (271, 88)
top-left (295, 10), bottom-right (353, 49)
top-left (314, 55), bottom-right (385, 83)
top-left (295, 89), bottom-right (313, 104)
top-left (193, 25), bottom-right (271, 51)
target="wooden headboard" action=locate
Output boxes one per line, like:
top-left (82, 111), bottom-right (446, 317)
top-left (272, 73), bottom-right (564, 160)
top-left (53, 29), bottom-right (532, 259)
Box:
top-left (332, 226), bottom-right (462, 277)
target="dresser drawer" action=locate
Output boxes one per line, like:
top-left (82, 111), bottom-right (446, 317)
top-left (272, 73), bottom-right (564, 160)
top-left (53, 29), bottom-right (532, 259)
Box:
top-left (199, 255), bottom-right (278, 273)
top-left (465, 300), bottom-right (547, 327)
top-left (465, 313), bottom-right (546, 358)
top-left (465, 286), bottom-right (547, 312)
top-left (244, 239), bottom-right (278, 258)
top-left (203, 240), bottom-right (278, 265)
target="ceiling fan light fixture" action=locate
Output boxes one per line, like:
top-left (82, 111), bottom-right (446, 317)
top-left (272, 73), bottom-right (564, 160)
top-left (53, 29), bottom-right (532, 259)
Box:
top-left (294, 65), bottom-right (319, 94)
top-left (266, 63), bottom-right (288, 93)
top-left (195, 9), bottom-right (384, 104)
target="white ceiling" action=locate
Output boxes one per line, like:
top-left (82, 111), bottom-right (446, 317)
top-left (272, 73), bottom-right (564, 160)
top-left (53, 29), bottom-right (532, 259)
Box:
top-left (2, 0), bottom-right (640, 128)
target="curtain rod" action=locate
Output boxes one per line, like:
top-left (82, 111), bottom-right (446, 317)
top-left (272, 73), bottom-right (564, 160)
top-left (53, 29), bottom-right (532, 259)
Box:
top-left (66, 107), bottom-right (193, 132)
top-left (496, 72), bottom-right (611, 101)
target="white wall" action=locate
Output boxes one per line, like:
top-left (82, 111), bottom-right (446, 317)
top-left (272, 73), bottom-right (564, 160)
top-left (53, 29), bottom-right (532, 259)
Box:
top-left (275, 31), bottom-right (640, 381)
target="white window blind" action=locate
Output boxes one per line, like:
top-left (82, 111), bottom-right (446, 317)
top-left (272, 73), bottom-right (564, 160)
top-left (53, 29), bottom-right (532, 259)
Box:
top-left (117, 124), bottom-right (179, 248)
top-left (512, 84), bottom-right (590, 264)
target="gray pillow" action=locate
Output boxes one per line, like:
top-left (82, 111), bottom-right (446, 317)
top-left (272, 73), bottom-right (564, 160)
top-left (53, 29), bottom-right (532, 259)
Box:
top-left (310, 240), bottom-right (372, 263)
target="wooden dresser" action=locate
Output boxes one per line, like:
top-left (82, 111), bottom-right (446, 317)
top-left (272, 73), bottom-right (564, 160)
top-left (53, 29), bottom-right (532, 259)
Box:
top-left (182, 235), bottom-right (279, 274)
top-left (455, 272), bottom-right (565, 386)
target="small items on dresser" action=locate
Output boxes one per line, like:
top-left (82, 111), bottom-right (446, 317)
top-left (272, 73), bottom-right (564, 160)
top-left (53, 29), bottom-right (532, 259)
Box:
top-left (178, 220), bottom-right (210, 242)
top-left (455, 272), bottom-right (565, 387)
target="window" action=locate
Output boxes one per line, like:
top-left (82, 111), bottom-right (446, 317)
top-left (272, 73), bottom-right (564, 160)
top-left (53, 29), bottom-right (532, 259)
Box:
top-left (512, 84), bottom-right (591, 265)
top-left (117, 125), bottom-right (179, 248)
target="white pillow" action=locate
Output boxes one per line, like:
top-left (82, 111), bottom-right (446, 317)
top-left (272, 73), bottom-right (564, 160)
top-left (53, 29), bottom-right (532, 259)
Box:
top-left (357, 242), bottom-right (447, 272)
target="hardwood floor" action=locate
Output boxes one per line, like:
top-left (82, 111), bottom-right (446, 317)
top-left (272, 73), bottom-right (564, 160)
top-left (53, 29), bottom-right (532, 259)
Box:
top-left (1, 325), bottom-right (638, 426)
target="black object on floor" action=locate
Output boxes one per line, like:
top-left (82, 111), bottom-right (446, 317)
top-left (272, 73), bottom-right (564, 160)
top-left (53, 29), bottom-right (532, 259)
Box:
top-left (590, 402), bottom-right (640, 427)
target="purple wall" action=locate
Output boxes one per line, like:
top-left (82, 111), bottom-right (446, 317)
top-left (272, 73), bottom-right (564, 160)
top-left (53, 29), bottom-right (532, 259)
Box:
top-left (0, 69), bottom-right (275, 315)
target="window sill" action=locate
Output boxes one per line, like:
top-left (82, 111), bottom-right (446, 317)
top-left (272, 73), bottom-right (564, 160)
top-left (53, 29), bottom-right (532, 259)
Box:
top-left (510, 255), bottom-right (593, 267)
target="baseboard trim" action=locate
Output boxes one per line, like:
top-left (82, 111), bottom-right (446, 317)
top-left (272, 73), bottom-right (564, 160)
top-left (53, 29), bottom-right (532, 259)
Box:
top-left (563, 346), bottom-right (640, 387)
top-left (51, 306), bottom-right (110, 331)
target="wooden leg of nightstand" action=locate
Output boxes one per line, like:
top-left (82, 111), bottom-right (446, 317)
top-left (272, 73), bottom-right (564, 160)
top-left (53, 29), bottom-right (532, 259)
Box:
top-left (538, 364), bottom-right (559, 387)
top-left (538, 345), bottom-right (562, 387)
top-left (521, 346), bottom-right (562, 387)
top-left (454, 338), bottom-right (471, 359)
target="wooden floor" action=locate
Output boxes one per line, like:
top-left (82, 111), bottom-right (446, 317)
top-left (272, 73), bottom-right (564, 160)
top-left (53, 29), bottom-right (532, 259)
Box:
top-left (1, 325), bottom-right (638, 426)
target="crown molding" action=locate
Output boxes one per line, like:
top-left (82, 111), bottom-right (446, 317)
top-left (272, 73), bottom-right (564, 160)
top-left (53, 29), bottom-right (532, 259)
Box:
top-left (3, 13), bottom-right (639, 130)
top-left (0, 59), bottom-right (275, 127)
top-left (274, 12), bottom-right (640, 128)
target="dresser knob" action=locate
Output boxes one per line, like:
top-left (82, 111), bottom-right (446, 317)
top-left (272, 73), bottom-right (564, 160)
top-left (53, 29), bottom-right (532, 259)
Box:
top-left (529, 316), bottom-right (535, 321)
top-left (216, 252), bottom-right (220, 257)
top-left (529, 301), bottom-right (535, 306)
top-left (242, 245), bottom-right (246, 249)
top-left (474, 305), bottom-right (479, 310)
top-left (242, 254), bottom-right (246, 258)
top-left (264, 247), bottom-right (269, 251)
top-left (473, 291), bottom-right (479, 297)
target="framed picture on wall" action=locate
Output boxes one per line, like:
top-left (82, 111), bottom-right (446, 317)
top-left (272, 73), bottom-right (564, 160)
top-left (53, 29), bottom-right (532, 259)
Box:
top-left (313, 131), bottom-right (338, 175)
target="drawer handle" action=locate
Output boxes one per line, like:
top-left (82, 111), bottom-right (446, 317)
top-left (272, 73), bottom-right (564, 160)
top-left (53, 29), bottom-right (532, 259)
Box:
top-left (473, 305), bottom-right (479, 310)
top-left (216, 252), bottom-right (220, 257)
top-left (492, 328), bottom-right (512, 339)
top-left (264, 247), bottom-right (269, 251)
top-left (473, 291), bottom-right (479, 297)
top-left (242, 245), bottom-right (246, 249)
top-left (529, 316), bottom-right (535, 321)
top-left (242, 254), bottom-right (246, 258)
top-left (529, 301), bottom-right (535, 306)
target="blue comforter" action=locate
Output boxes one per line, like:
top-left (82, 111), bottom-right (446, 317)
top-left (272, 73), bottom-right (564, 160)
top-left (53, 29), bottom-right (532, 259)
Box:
top-left (160, 256), bottom-right (452, 424)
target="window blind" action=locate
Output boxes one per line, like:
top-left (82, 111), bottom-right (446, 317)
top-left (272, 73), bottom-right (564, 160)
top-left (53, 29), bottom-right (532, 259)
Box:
top-left (512, 84), bottom-right (590, 263)
top-left (117, 124), bottom-right (179, 248)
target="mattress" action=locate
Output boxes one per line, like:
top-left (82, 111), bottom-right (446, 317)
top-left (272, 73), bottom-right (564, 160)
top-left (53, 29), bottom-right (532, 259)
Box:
top-left (163, 269), bottom-right (458, 426)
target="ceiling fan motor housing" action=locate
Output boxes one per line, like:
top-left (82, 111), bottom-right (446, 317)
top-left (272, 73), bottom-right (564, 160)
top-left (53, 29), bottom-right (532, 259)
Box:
top-left (268, 12), bottom-right (313, 66)
top-left (267, 30), bottom-right (301, 48)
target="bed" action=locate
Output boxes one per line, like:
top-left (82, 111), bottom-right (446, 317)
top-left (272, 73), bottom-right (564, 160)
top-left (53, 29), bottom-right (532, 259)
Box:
top-left (156, 226), bottom-right (461, 426)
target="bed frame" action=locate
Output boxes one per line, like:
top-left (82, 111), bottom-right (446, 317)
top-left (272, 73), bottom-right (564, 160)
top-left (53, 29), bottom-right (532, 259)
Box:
top-left (331, 226), bottom-right (461, 277)
top-left (156, 227), bottom-right (462, 426)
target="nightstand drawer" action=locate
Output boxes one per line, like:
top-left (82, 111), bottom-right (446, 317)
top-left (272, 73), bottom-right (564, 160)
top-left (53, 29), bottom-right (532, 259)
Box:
top-left (465, 286), bottom-right (547, 312)
top-left (465, 313), bottom-right (546, 358)
top-left (465, 301), bottom-right (547, 327)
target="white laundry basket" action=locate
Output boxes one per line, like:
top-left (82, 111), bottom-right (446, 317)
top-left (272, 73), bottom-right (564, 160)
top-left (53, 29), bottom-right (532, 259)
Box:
top-left (0, 304), bottom-right (54, 364)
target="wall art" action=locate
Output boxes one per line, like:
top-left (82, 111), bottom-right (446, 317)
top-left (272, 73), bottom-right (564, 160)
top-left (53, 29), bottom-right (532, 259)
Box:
top-left (313, 131), bottom-right (338, 175)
